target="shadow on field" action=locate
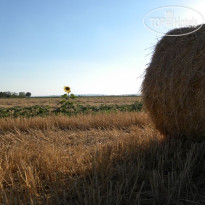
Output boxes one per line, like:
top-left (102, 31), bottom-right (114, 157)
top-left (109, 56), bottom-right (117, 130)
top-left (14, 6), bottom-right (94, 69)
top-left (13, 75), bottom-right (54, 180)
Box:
top-left (1, 132), bottom-right (204, 205)
top-left (64, 135), bottom-right (205, 205)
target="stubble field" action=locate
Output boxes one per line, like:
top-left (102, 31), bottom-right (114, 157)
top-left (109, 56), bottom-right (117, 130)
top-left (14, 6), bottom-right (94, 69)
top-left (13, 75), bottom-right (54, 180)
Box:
top-left (0, 97), bottom-right (204, 204)
top-left (0, 96), bottom-right (141, 108)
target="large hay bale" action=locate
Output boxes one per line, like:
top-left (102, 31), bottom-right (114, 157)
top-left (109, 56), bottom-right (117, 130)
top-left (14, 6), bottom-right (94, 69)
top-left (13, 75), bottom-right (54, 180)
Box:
top-left (142, 25), bottom-right (205, 137)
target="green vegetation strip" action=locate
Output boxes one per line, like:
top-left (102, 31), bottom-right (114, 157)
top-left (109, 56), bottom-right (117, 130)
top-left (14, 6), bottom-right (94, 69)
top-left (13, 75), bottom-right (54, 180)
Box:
top-left (0, 101), bottom-right (143, 118)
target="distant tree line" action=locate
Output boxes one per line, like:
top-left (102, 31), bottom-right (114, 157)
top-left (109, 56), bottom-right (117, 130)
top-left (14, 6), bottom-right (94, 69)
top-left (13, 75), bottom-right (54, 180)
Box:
top-left (0, 92), bottom-right (31, 98)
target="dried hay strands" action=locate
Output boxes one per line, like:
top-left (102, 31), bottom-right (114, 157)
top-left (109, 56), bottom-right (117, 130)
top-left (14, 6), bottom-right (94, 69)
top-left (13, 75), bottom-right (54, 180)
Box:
top-left (142, 25), bottom-right (205, 138)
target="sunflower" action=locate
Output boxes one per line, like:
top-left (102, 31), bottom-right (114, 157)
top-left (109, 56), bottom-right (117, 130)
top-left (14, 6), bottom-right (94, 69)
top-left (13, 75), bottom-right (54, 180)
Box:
top-left (64, 86), bottom-right (71, 93)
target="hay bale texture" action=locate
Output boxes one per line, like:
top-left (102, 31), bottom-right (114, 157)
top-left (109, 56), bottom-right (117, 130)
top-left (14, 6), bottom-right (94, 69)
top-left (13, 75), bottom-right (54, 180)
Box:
top-left (142, 25), bottom-right (205, 137)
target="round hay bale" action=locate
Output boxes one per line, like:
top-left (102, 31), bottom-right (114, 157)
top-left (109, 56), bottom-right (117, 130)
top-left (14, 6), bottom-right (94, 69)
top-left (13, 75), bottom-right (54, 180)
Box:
top-left (142, 25), bottom-right (205, 137)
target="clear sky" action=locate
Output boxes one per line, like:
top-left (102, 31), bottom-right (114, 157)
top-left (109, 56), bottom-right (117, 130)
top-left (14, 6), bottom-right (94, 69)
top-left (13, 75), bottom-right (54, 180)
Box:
top-left (0, 0), bottom-right (204, 96)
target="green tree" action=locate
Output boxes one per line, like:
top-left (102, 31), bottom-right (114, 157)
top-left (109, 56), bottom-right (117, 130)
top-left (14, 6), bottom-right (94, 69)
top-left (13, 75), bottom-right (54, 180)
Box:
top-left (5, 92), bottom-right (11, 97)
top-left (11, 92), bottom-right (18, 97)
top-left (19, 92), bottom-right (26, 98)
top-left (26, 92), bottom-right (32, 97)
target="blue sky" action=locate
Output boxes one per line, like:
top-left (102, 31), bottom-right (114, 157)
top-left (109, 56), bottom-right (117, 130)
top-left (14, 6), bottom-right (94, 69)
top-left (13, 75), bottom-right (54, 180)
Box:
top-left (0, 0), bottom-right (204, 96)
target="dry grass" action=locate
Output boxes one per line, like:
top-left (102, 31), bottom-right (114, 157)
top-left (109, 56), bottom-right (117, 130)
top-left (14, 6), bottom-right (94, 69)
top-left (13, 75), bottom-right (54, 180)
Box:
top-left (0, 112), bottom-right (204, 204)
top-left (0, 112), bottom-right (147, 133)
top-left (0, 96), bottom-right (141, 108)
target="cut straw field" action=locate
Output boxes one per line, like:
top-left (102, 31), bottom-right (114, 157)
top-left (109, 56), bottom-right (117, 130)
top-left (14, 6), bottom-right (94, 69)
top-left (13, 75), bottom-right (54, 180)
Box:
top-left (0, 96), bottom-right (141, 108)
top-left (0, 111), bottom-right (204, 204)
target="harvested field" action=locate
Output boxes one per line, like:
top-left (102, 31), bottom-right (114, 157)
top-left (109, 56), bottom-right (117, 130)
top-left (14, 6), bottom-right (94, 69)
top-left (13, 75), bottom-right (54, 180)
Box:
top-left (0, 112), bottom-right (204, 204)
top-left (0, 96), bottom-right (141, 108)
